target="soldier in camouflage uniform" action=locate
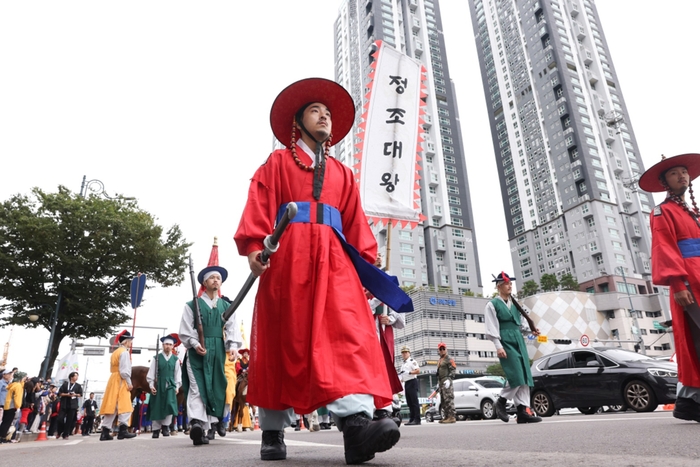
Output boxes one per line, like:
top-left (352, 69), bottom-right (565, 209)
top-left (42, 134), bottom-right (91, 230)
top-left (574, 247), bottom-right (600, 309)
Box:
top-left (436, 342), bottom-right (456, 424)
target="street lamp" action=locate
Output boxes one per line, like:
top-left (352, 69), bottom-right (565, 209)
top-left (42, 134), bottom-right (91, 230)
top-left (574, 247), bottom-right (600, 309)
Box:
top-left (618, 267), bottom-right (646, 355)
top-left (79, 175), bottom-right (135, 200)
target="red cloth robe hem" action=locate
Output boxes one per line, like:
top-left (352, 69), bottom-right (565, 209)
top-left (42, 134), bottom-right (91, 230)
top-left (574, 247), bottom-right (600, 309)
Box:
top-left (234, 147), bottom-right (393, 414)
top-left (650, 200), bottom-right (700, 387)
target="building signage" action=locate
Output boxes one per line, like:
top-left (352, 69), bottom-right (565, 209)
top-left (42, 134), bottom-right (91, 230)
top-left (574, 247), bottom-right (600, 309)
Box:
top-left (429, 297), bottom-right (457, 306)
top-left (82, 348), bottom-right (105, 356)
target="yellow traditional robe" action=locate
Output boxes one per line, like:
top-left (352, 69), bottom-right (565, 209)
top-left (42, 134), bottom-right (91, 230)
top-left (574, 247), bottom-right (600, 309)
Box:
top-left (99, 347), bottom-right (133, 415)
top-left (224, 358), bottom-right (237, 408)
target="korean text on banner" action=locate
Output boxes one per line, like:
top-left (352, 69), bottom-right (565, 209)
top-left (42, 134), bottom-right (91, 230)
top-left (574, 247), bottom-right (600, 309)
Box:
top-left (358, 42), bottom-right (425, 225)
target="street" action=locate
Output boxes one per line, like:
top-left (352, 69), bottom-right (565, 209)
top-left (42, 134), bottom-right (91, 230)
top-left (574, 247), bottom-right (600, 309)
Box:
top-left (2, 411), bottom-right (699, 466)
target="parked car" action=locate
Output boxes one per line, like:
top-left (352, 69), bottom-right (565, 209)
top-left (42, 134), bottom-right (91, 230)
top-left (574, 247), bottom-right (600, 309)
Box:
top-left (530, 347), bottom-right (678, 417)
top-left (424, 404), bottom-right (443, 422)
top-left (424, 378), bottom-right (514, 421)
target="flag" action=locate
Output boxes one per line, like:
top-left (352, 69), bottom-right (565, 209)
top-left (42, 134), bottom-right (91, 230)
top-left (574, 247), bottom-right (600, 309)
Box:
top-left (54, 350), bottom-right (79, 381)
top-left (355, 40), bottom-right (427, 229)
top-left (198, 237), bottom-right (222, 297)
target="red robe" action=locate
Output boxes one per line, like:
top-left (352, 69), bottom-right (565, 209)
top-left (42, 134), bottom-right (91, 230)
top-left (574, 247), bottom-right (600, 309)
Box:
top-left (650, 200), bottom-right (700, 387)
top-left (234, 146), bottom-right (393, 414)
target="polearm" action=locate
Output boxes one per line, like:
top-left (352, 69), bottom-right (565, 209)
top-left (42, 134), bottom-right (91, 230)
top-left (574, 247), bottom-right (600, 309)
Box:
top-left (511, 295), bottom-right (539, 334)
top-left (153, 335), bottom-right (160, 393)
top-left (223, 202), bottom-right (298, 322)
top-left (188, 255), bottom-right (207, 353)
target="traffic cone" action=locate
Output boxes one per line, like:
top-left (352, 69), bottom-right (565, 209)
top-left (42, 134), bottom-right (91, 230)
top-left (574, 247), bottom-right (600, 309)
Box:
top-left (298, 415), bottom-right (305, 430)
top-left (35, 422), bottom-right (48, 442)
top-left (253, 414), bottom-right (259, 431)
top-left (663, 404), bottom-right (675, 411)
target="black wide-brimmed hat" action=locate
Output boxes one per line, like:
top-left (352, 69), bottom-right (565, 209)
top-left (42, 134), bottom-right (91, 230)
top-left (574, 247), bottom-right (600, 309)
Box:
top-left (160, 333), bottom-right (181, 346)
top-left (492, 272), bottom-right (516, 283)
top-left (270, 78), bottom-right (355, 147)
top-left (116, 330), bottom-right (134, 343)
top-left (638, 153), bottom-right (700, 193)
top-left (197, 266), bottom-right (228, 284)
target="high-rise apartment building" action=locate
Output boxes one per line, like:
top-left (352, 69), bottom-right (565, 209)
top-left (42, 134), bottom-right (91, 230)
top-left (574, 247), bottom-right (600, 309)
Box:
top-left (335, 0), bottom-right (483, 296)
top-left (468, 0), bottom-right (655, 294)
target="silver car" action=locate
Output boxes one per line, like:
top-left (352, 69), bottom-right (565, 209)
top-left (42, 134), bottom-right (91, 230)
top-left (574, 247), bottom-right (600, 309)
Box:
top-left (428, 378), bottom-right (508, 421)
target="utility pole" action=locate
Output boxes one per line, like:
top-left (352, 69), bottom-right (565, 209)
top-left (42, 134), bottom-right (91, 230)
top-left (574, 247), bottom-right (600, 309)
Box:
top-left (619, 267), bottom-right (646, 355)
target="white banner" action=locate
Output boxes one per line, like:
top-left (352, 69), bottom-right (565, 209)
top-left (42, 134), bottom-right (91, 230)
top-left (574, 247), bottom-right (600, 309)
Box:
top-left (54, 350), bottom-right (80, 381)
top-left (357, 41), bottom-right (425, 226)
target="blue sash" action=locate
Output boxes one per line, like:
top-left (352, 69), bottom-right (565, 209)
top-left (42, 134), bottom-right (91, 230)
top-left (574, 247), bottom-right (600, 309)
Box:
top-left (276, 202), bottom-right (414, 313)
top-left (678, 238), bottom-right (700, 258)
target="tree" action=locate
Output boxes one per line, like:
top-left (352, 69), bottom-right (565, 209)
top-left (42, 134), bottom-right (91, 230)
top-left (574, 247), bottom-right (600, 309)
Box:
top-left (559, 273), bottom-right (579, 291)
top-left (462, 289), bottom-right (475, 297)
top-left (485, 362), bottom-right (505, 378)
top-left (0, 187), bottom-right (191, 377)
top-left (540, 273), bottom-right (560, 292)
top-left (519, 280), bottom-right (540, 298)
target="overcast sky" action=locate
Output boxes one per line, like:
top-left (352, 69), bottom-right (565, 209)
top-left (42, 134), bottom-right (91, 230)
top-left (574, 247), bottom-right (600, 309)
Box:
top-left (1, 1), bottom-right (698, 387)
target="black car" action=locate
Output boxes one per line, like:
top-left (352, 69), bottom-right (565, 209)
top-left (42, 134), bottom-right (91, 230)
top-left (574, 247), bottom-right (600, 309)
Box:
top-left (530, 347), bottom-right (677, 417)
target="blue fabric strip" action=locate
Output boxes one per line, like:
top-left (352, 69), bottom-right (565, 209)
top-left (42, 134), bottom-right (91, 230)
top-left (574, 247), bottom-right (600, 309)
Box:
top-left (277, 202), bottom-right (414, 313)
top-left (678, 238), bottom-right (700, 258)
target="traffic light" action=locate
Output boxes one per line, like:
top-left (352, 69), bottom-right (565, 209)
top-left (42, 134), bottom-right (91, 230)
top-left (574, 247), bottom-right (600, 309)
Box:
top-left (552, 339), bottom-right (572, 345)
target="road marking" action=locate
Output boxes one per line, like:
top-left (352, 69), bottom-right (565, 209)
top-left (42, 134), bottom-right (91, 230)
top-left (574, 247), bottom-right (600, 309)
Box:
top-left (64, 439), bottom-right (83, 445)
top-left (544, 416), bottom-right (665, 424)
top-left (218, 437), bottom-right (340, 448)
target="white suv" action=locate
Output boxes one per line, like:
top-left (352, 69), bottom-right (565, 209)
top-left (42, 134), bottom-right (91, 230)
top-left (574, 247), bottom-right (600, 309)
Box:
top-left (427, 378), bottom-right (510, 421)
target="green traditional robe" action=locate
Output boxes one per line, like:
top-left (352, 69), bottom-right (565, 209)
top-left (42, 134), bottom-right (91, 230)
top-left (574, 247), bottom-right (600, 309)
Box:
top-left (491, 298), bottom-right (534, 388)
top-left (147, 353), bottom-right (179, 421)
top-left (181, 297), bottom-right (228, 418)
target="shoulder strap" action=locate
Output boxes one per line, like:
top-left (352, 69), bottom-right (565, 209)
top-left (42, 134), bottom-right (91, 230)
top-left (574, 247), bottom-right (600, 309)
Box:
top-left (511, 296), bottom-right (537, 331)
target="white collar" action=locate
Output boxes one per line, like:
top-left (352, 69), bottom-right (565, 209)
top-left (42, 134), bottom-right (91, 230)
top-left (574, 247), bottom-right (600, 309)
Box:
top-left (296, 139), bottom-right (316, 168)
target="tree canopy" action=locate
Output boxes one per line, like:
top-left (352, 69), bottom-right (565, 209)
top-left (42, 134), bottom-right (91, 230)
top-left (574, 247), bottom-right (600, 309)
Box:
top-left (0, 187), bottom-right (191, 376)
top-left (559, 273), bottom-right (580, 291)
top-left (519, 280), bottom-right (540, 298)
top-left (485, 362), bottom-right (505, 377)
top-left (540, 273), bottom-right (560, 292)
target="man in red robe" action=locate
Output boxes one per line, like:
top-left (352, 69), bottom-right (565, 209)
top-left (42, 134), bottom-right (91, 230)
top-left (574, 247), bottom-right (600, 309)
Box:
top-left (234, 78), bottom-right (401, 464)
top-left (640, 153), bottom-right (700, 423)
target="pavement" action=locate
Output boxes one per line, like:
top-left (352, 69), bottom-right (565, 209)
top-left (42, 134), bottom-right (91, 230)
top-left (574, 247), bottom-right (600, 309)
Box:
top-left (4, 410), bottom-right (699, 467)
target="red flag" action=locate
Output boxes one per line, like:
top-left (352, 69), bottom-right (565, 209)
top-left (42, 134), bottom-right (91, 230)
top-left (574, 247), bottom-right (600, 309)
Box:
top-left (198, 237), bottom-right (222, 297)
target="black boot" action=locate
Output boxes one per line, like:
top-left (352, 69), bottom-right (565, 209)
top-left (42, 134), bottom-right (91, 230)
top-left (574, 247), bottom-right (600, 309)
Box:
top-left (495, 397), bottom-right (509, 423)
top-left (189, 420), bottom-right (204, 446)
top-left (207, 427), bottom-right (216, 441)
top-left (117, 424), bottom-right (136, 439)
top-left (374, 409), bottom-right (402, 428)
top-left (100, 427), bottom-right (113, 441)
top-left (673, 397), bottom-right (700, 422)
top-left (260, 430), bottom-right (287, 461)
top-left (516, 405), bottom-right (542, 424)
top-left (161, 426), bottom-right (170, 437)
top-left (216, 421), bottom-right (227, 437)
top-left (152, 430), bottom-right (160, 439)
top-left (341, 413), bottom-right (400, 465)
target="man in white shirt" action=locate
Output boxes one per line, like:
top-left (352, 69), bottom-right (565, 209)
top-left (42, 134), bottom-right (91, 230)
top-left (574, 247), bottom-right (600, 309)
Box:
top-left (399, 346), bottom-right (421, 425)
